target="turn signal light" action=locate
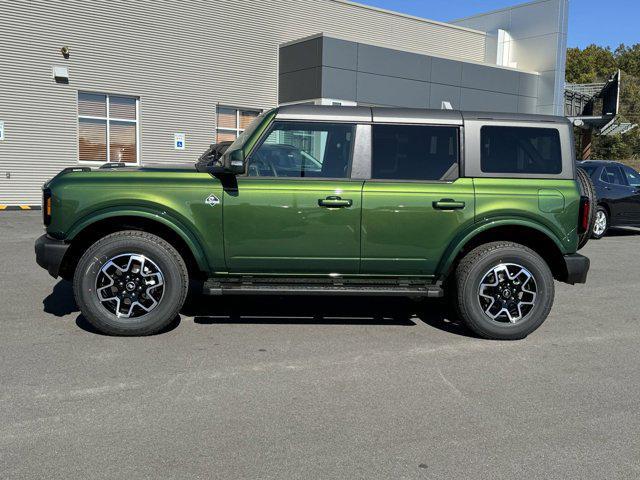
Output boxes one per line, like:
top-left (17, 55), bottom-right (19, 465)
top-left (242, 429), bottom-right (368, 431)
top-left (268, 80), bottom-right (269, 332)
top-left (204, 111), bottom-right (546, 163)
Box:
top-left (43, 189), bottom-right (52, 226)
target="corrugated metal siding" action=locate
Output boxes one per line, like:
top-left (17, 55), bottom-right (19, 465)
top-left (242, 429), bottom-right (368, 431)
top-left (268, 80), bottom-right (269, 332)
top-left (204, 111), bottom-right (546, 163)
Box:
top-left (0, 0), bottom-right (486, 205)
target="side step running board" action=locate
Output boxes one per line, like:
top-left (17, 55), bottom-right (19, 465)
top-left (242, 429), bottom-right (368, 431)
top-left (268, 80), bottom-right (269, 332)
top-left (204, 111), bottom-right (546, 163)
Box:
top-left (202, 282), bottom-right (443, 298)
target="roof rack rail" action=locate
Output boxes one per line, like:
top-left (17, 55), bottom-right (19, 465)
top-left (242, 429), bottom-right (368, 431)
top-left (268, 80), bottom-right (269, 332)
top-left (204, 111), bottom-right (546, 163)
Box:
top-left (99, 162), bottom-right (127, 169)
top-left (61, 166), bottom-right (91, 174)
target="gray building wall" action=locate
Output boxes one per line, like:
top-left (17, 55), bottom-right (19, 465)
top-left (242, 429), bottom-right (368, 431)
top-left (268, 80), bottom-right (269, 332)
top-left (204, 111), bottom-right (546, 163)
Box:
top-left (451, 0), bottom-right (568, 115)
top-left (0, 0), bottom-right (487, 205)
top-left (280, 36), bottom-right (539, 112)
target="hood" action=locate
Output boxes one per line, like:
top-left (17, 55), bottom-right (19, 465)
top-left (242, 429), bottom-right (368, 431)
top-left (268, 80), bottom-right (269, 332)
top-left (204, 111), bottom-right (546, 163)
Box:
top-left (97, 162), bottom-right (197, 173)
top-left (43, 162), bottom-right (198, 189)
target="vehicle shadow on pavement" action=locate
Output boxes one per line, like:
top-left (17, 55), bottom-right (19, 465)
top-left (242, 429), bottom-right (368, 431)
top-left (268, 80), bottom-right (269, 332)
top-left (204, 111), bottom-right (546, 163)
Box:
top-left (42, 279), bottom-right (181, 335)
top-left (42, 280), bottom-right (474, 337)
top-left (185, 296), bottom-right (475, 337)
top-left (74, 314), bottom-right (181, 336)
top-left (43, 280), bottom-right (78, 317)
top-left (606, 227), bottom-right (640, 237)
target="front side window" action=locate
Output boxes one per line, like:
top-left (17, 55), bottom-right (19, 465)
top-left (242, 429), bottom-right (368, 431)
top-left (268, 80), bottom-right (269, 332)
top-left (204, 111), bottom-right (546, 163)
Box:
top-left (216, 106), bottom-right (261, 142)
top-left (481, 126), bottom-right (562, 174)
top-left (247, 122), bottom-right (354, 178)
top-left (78, 92), bottom-right (138, 163)
top-left (623, 165), bottom-right (640, 186)
top-left (372, 125), bottom-right (459, 181)
top-left (601, 166), bottom-right (626, 185)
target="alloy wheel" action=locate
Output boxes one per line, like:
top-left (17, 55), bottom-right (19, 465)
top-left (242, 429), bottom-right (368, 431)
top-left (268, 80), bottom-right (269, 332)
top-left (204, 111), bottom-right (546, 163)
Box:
top-left (95, 253), bottom-right (165, 318)
top-left (593, 210), bottom-right (607, 236)
top-left (477, 263), bottom-right (537, 324)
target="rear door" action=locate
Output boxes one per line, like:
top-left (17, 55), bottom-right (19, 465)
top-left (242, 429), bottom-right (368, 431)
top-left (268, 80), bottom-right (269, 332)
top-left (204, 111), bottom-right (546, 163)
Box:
top-left (223, 120), bottom-right (363, 274)
top-left (600, 165), bottom-right (636, 225)
top-left (361, 123), bottom-right (475, 276)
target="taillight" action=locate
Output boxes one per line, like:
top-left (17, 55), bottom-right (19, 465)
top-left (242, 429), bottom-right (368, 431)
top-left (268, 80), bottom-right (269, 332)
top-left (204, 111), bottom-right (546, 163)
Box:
top-left (578, 196), bottom-right (590, 234)
top-left (43, 189), bottom-right (52, 226)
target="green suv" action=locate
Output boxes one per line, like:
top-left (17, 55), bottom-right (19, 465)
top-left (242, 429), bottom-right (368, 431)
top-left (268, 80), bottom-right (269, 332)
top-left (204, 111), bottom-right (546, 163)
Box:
top-left (35, 105), bottom-right (592, 339)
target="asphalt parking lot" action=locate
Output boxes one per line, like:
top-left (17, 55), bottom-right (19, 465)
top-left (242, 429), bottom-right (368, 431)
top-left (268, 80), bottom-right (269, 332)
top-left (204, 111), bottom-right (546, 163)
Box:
top-left (2, 211), bottom-right (640, 479)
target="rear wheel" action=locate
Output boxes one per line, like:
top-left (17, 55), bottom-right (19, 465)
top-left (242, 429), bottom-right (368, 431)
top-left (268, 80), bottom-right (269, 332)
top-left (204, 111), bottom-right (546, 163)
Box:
top-left (591, 205), bottom-right (609, 239)
top-left (73, 231), bottom-right (188, 336)
top-left (454, 241), bottom-right (555, 340)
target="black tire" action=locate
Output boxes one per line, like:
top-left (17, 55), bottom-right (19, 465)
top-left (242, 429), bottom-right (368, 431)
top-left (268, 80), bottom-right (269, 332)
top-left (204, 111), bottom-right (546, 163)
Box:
top-left (454, 241), bottom-right (555, 340)
top-left (576, 167), bottom-right (597, 250)
top-left (73, 230), bottom-right (189, 336)
top-left (591, 205), bottom-right (609, 239)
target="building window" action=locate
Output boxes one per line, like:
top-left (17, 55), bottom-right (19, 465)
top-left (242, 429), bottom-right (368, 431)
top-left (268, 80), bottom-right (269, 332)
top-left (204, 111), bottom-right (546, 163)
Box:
top-left (78, 92), bottom-right (139, 164)
top-left (216, 106), bottom-right (260, 142)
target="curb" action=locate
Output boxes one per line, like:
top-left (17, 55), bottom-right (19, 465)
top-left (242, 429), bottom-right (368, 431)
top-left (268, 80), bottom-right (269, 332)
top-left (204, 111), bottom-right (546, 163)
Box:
top-left (0, 205), bottom-right (42, 211)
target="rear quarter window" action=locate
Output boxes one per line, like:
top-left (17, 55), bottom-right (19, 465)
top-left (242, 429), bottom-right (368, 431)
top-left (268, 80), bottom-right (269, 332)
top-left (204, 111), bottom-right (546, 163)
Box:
top-left (480, 126), bottom-right (562, 175)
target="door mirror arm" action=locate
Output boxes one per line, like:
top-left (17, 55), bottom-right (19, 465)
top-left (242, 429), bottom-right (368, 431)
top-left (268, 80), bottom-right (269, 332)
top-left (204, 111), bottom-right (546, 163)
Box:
top-left (196, 148), bottom-right (246, 175)
top-left (221, 149), bottom-right (246, 175)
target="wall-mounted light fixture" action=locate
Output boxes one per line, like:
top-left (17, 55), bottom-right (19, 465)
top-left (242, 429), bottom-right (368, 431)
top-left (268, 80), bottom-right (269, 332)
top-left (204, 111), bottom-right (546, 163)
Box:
top-left (52, 65), bottom-right (69, 83)
top-left (60, 46), bottom-right (70, 59)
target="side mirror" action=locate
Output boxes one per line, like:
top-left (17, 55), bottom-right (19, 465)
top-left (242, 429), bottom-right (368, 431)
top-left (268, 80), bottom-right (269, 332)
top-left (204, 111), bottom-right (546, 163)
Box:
top-left (223, 148), bottom-right (246, 175)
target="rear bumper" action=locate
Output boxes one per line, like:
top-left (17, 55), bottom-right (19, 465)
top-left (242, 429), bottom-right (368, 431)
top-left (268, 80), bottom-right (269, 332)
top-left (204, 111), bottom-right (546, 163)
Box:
top-left (563, 253), bottom-right (590, 285)
top-left (35, 234), bottom-right (70, 278)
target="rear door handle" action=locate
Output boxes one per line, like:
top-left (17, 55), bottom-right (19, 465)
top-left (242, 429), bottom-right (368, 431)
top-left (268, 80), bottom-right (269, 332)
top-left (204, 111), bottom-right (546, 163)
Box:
top-left (433, 199), bottom-right (465, 210)
top-left (318, 196), bottom-right (352, 208)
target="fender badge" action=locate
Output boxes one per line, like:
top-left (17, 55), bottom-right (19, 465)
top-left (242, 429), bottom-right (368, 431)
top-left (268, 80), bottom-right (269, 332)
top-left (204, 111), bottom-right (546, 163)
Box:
top-left (205, 194), bottom-right (220, 207)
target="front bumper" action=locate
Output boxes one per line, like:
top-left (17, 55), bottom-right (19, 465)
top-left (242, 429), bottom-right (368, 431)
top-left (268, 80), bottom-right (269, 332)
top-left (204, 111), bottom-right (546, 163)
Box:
top-left (563, 253), bottom-right (590, 285)
top-left (35, 234), bottom-right (70, 278)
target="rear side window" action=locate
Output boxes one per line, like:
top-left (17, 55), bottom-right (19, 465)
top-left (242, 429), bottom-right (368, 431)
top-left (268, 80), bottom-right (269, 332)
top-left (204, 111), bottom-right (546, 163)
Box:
top-left (248, 121), bottom-right (354, 178)
top-left (600, 166), bottom-right (626, 185)
top-left (481, 126), bottom-right (562, 175)
top-left (372, 125), bottom-right (459, 181)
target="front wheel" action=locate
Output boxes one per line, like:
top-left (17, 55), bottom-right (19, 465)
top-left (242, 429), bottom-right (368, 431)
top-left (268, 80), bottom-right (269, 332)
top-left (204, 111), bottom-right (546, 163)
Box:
top-left (73, 231), bottom-right (189, 336)
top-left (454, 241), bottom-right (555, 340)
top-left (591, 206), bottom-right (609, 239)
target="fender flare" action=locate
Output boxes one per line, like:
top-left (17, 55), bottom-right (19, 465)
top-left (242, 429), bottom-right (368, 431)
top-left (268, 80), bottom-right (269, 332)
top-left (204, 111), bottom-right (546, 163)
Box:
top-left (66, 206), bottom-right (210, 272)
top-left (437, 218), bottom-right (568, 278)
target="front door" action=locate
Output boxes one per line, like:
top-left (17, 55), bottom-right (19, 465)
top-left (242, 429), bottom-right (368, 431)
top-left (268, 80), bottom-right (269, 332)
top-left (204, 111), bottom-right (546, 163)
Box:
top-left (621, 165), bottom-right (640, 224)
top-left (223, 120), bottom-right (362, 274)
top-left (361, 123), bottom-right (475, 276)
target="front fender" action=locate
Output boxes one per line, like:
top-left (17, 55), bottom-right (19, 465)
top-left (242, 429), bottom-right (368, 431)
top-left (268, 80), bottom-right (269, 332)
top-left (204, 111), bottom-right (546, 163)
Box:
top-left (436, 217), bottom-right (568, 278)
top-left (66, 206), bottom-right (210, 272)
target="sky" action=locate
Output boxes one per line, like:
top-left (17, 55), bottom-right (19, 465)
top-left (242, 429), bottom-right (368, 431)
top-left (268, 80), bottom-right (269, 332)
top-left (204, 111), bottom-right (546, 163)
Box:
top-left (356, 0), bottom-right (639, 49)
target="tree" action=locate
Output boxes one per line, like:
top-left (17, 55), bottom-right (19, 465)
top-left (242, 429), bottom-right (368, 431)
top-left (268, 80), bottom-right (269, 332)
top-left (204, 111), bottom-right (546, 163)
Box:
top-left (566, 45), bottom-right (616, 83)
top-left (616, 44), bottom-right (640, 78)
top-left (567, 44), bottom-right (640, 165)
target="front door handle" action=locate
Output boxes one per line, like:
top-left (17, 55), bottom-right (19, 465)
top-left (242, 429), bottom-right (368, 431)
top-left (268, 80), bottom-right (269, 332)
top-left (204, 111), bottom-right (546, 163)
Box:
top-left (433, 199), bottom-right (465, 210)
top-left (318, 196), bottom-right (352, 208)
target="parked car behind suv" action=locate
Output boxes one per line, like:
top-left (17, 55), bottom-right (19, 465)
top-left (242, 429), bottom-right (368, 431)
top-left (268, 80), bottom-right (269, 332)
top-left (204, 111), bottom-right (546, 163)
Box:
top-left (35, 106), bottom-right (591, 340)
top-left (577, 160), bottom-right (640, 238)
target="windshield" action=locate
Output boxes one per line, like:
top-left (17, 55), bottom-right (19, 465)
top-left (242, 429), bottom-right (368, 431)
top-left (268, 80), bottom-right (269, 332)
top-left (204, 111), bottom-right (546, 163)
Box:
top-left (225, 109), bottom-right (272, 155)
